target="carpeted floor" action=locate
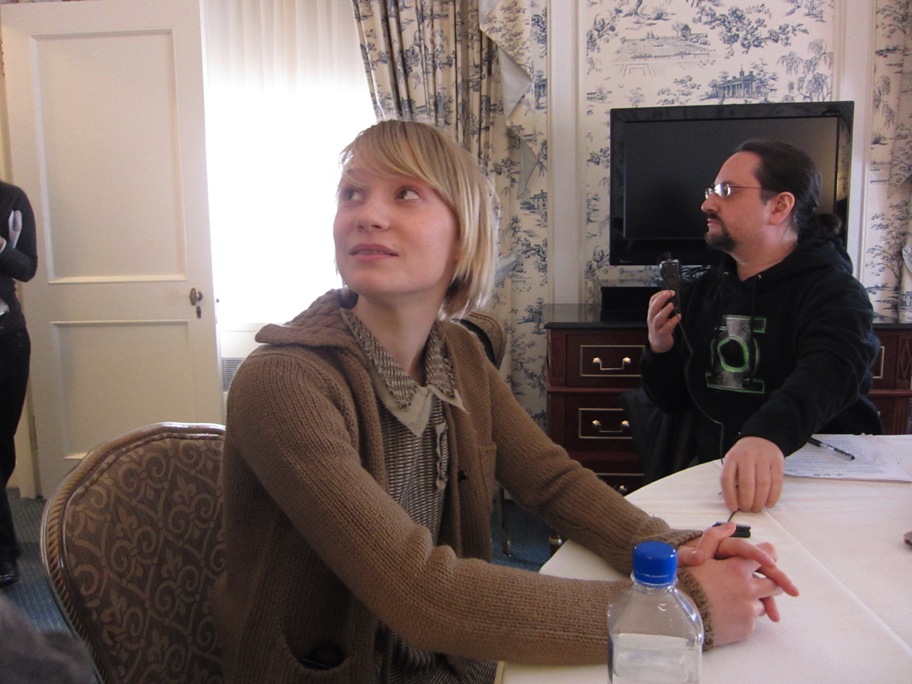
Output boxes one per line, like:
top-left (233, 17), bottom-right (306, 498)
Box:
top-left (2, 487), bottom-right (552, 636)
top-left (2, 489), bottom-right (69, 633)
top-left (491, 496), bottom-right (553, 572)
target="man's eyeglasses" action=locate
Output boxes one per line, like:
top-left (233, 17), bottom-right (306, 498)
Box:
top-left (704, 182), bottom-right (764, 199)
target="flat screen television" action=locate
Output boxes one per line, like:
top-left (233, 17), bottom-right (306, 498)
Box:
top-left (608, 101), bottom-right (854, 266)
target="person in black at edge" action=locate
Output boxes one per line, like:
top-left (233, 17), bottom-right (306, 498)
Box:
top-left (0, 180), bottom-right (37, 588)
top-left (642, 139), bottom-right (881, 513)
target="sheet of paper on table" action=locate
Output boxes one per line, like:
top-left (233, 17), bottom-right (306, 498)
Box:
top-left (784, 434), bottom-right (912, 482)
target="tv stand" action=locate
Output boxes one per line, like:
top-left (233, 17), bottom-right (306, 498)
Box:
top-left (543, 304), bottom-right (912, 492)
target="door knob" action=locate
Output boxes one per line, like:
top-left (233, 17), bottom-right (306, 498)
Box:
top-left (189, 288), bottom-right (204, 305)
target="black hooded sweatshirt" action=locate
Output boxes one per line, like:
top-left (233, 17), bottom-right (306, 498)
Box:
top-left (641, 237), bottom-right (882, 463)
top-left (0, 180), bottom-right (38, 334)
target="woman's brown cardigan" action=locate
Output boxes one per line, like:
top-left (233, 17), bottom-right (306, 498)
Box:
top-left (213, 291), bottom-right (708, 683)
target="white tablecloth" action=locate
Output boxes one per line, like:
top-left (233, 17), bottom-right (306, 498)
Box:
top-left (498, 435), bottom-right (912, 683)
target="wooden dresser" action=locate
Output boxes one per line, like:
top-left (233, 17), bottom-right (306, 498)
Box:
top-left (544, 304), bottom-right (912, 493)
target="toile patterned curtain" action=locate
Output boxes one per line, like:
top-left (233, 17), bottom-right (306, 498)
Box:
top-left (349, 0), bottom-right (498, 158)
top-left (864, 0), bottom-right (912, 323)
top-left (350, 0), bottom-right (553, 426)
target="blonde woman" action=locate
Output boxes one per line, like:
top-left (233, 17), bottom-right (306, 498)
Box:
top-left (214, 120), bottom-right (798, 683)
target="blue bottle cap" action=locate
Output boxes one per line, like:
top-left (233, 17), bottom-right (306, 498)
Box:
top-left (632, 541), bottom-right (677, 585)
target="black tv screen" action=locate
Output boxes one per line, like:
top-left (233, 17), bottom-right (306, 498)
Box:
top-left (608, 101), bottom-right (854, 266)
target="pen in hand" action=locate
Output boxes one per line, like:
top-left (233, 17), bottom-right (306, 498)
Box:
top-left (807, 437), bottom-right (856, 461)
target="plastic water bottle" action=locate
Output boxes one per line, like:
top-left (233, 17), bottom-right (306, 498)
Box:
top-left (607, 541), bottom-right (704, 683)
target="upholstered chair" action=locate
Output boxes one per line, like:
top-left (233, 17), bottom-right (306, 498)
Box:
top-left (40, 422), bottom-right (225, 684)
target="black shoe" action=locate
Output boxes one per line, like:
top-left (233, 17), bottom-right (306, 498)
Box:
top-left (0, 558), bottom-right (19, 588)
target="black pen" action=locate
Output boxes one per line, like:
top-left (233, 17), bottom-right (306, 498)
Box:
top-left (807, 437), bottom-right (856, 461)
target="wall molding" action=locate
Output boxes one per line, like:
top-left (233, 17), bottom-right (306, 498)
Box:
top-left (835, 0), bottom-right (876, 276)
top-left (547, 0), bottom-right (584, 303)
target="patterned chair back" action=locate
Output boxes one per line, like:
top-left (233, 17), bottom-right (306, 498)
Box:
top-left (40, 422), bottom-right (226, 684)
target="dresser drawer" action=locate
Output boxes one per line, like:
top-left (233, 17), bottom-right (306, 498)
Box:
top-left (548, 394), bottom-right (634, 452)
top-left (549, 329), bottom-right (647, 388)
top-left (871, 327), bottom-right (912, 391)
top-left (547, 393), bottom-right (643, 486)
top-left (544, 316), bottom-right (650, 492)
top-left (577, 404), bottom-right (631, 441)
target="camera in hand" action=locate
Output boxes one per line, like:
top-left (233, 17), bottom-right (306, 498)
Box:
top-left (658, 258), bottom-right (682, 314)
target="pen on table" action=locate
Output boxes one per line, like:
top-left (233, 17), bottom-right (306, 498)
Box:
top-left (807, 437), bottom-right (856, 461)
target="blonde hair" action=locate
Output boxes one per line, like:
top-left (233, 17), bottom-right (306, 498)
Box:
top-left (338, 119), bottom-right (498, 319)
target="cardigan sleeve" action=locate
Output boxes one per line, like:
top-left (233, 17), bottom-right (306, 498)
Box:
top-left (223, 338), bottom-right (711, 670)
top-left (478, 352), bottom-right (698, 570)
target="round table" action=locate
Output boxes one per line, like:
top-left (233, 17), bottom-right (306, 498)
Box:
top-left (498, 435), bottom-right (912, 683)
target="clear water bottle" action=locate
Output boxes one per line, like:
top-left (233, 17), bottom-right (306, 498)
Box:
top-left (608, 541), bottom-right (704, 683)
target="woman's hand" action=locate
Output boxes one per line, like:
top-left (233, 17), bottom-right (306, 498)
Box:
top-left (678, 522), bottom-right (799, 643)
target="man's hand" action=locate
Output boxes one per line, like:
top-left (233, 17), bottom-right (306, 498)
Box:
top-left (646, 290), bottom-right (680, 353)
top-left (720, 437), bottom-right (785, 512)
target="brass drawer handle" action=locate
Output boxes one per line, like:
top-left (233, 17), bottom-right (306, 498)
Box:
top-left (592, 419), bottom-right (630, 434)
top-left (592, 355), bottom-right (631, 371)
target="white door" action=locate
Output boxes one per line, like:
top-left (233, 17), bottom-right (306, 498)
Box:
top-left (1, 0), bottom-right (222, 495)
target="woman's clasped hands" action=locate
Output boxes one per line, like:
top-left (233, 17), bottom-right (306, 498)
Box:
top-left (677, 522), bottom-right (800, 646)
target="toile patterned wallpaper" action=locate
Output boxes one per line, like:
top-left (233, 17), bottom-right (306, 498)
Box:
top-left (494, 0), bottom-right (911, 427)
top-left (582, 0), bottom-right (840, 292)
top-left (19, 1), bottom-right (904, 426)
top-left (863, 0), bottom-right (912, 322)
top-left (350, 0), bottom-right (912, 427)
top-left (577, 0), bottom-right (912, 321)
